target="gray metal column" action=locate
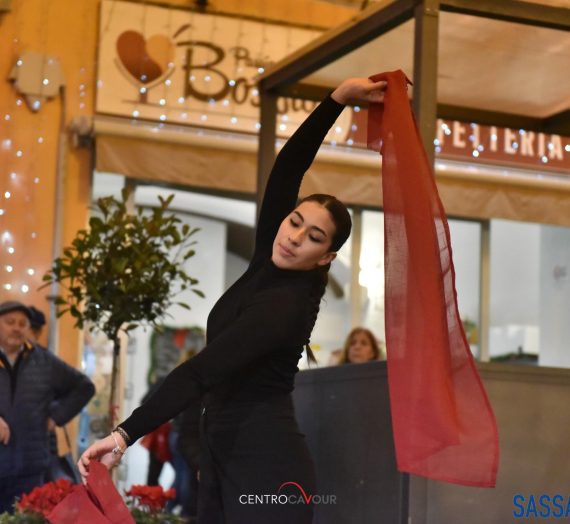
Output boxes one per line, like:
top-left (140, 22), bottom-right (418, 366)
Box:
top-left (407, 3), bottom-right (441, 513)
top-left (256, 91), bottom-right (278, 221)
top-left (413, 0), bottom-right (440, 167)
top-left (350, 208), bottom-right (363, 328)
top-left (479, 220), bottom-right (491, 362)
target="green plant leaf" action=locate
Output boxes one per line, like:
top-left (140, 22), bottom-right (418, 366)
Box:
top-left (176, 302), bottom-right (191, 310)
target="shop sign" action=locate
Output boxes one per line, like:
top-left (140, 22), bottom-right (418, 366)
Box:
top-left (348, 111), bottom-right (570, 175)
top-left (96, 0), bottom-right (352, 141)
top-left (435, 119), bottom-right (569, 174)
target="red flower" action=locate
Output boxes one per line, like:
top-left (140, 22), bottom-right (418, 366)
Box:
top-left (16, 479), bottom-right (76, 518)
top-left (125, 484), bottom-right (176, 512)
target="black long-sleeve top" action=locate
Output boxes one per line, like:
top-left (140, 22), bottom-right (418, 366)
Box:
top-left (120, 95), bottom-right (345, 443)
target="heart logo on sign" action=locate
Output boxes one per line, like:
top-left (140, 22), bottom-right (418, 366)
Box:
top-left (115, 30), bottom-right (175, 102)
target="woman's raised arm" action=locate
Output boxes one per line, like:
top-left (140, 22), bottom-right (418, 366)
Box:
top-left (253, 78), bottom-right (386, 260)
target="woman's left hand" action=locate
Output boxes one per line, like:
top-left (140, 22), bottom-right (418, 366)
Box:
top-left (331, 77), bottom-right (387, 105)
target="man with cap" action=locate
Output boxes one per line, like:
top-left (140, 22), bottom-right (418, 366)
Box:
top-left (0, 301), bottom-right (95, 514)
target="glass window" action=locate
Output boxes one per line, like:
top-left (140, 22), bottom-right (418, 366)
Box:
top-left (490, 219), bottom-right (540, 364)
top-left (490, 219), bottom-right (570, 367)
top-left (356, 210), bottom-right (482, 359)
top-left (539, 224), bottom-right (570, 368)
top-left (359, 210), bottom-right (385, 351)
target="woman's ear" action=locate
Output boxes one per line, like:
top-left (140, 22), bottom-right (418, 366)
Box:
top-left (317, 251), bottom-right (337, 267)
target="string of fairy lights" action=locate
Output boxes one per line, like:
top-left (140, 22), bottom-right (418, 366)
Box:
top-left (1, 0), bottom-right (42, 296)
top-left (1, 0), bottom-right (94, 297)
top-left (120, 2), bottom-right (333, 136)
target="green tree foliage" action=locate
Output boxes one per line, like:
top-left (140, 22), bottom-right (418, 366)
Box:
top-left (42, 188), bottom-right (204, 342)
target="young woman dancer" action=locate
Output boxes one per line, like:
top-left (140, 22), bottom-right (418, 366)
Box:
top-left (78, 77), bottom-right (386, 523)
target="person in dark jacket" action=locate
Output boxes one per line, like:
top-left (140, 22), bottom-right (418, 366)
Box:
top-left (0, 301), bottom-right (95, 514)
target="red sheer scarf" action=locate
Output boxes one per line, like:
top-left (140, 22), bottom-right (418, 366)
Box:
top-left (367, 70), bottom-right (499, 487)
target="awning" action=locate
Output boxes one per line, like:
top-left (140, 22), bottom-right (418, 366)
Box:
top-left (95, 115), bottom-right (570, 226)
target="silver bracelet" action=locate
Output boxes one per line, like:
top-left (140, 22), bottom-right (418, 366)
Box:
top-left (111, 432), bottom-right (126, 456)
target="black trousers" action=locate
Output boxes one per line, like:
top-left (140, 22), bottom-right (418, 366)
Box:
top-left (197, 394), bottom-right (316, 524)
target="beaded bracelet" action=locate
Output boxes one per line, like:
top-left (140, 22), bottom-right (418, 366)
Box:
top-left (113, 425), bottom-right (132, 447)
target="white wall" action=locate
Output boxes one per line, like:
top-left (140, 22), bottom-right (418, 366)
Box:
top-left (225, 251), bottom-right (248, 289)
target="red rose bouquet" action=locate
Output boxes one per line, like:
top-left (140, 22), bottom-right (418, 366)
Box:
top-left (125, 485), bottom-right (183, 523)
top-left (125, 485), bottom-right (175, 512)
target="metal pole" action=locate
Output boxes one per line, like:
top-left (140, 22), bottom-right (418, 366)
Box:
top-left (479, 220), bottom-right (491, 362)
top-left (48, 86), bottom-right (67, 356)
top-left (412, 0), bottom-right (440, 167)
top-left (350, 209), bottom-right (363, 328)
top-left (256, 91), bottom-right (278, 223)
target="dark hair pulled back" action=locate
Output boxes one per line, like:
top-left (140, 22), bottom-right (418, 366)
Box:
top-left (300, 194), bottom-right (352, 365)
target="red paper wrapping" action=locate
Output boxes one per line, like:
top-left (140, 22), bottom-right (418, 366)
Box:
top-left (47, 486), bottom-right (110, 524)
top-left (48, 461), bottom-right (135, 524)
top-left (86, 462), bottom-right (135, 523)
top-left (367, 69), bottom-right (499, 487)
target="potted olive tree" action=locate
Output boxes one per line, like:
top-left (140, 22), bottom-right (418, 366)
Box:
top-left (43, 188), bottom-right (203, 430)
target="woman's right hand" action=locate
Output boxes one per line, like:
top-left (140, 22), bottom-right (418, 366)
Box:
top-left (77, 432), bottom-right (126, 483)
top-left (331, 77), bottom-right (387, 106)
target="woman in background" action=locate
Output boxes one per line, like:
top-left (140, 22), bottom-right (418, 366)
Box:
top-left (337, 327), bottom-right (384, 364)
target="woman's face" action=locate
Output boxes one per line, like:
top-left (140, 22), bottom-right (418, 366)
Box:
top-left (347, 331), bottom-right (376, 364)
top-left (272, 201), bottom-right (337, 271)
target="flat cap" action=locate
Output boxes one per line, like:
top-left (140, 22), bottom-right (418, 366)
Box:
top-left (0, 301), bottom-right (33, 321)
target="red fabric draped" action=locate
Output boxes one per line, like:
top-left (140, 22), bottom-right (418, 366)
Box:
top-left (48, 461), bottom-right (134, 523)
top-left (367, 70), bottom-right (499, 487)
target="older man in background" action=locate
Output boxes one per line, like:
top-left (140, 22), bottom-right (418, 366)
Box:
top-left (0, 301), bottom-right (95, 514)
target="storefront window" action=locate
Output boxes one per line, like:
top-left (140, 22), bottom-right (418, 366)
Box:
top-left (490, 219), bottom-right (570, 367)
top-left (359, 210), bottom-right (385, 351)
top-left (356, 210), bottom-right (482, 360)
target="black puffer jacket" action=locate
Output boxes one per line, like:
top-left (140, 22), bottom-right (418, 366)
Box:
top-left (0, 343), bottom-right (95, 478)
